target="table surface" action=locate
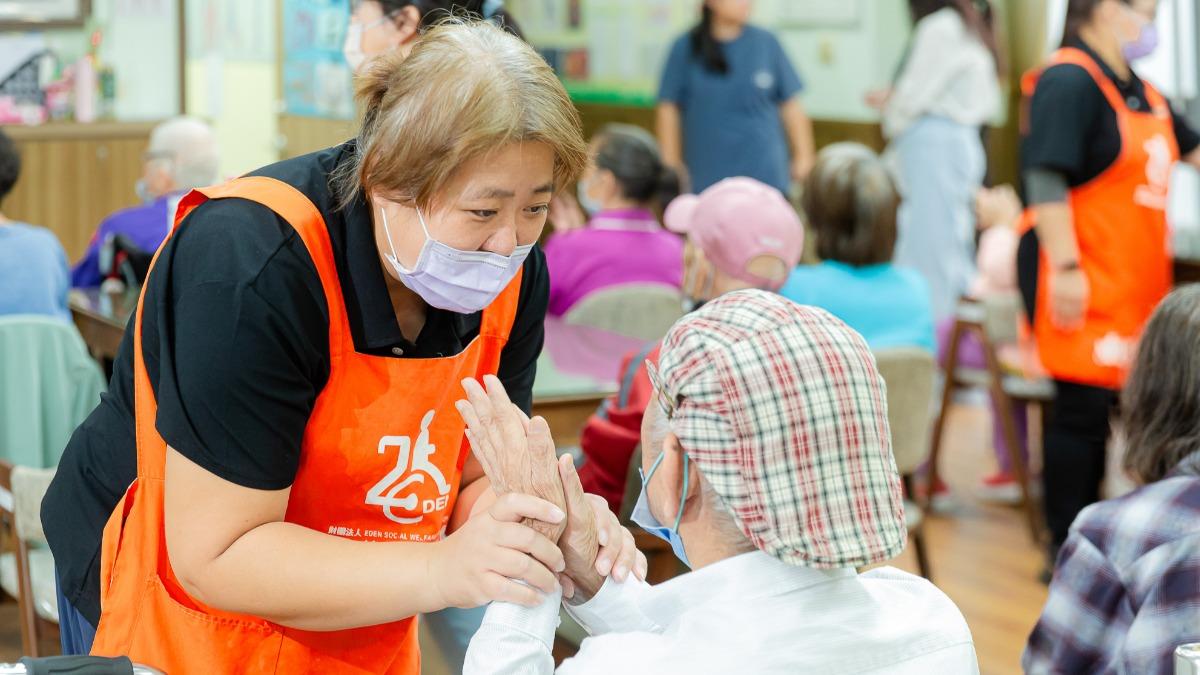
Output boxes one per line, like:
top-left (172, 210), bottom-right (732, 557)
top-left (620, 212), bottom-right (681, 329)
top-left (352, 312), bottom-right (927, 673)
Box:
top-left (67, 288), bottom-right (645, 402)
top-left (69, 287), bottom-right (136, 328)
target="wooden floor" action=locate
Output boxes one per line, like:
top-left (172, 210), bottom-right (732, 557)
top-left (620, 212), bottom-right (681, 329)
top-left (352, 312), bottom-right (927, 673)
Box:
top-left (889, 402), bottom-right (1048, 675)
top-left (0, 401), bottom-right (1048, 674)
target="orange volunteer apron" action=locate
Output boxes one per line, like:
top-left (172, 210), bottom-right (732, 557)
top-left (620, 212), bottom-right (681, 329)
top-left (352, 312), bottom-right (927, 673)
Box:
top-left (90, 176), bottom-right (523, 674)
top-left (1021, 48), bottom-right (1178, 389)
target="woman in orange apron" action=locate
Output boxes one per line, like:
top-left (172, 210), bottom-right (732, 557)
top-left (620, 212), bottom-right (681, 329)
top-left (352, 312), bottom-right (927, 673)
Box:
top-left (39, 21), bottom-right (622, 674)
top-left (1017, 0), bottom-right (1200, 567)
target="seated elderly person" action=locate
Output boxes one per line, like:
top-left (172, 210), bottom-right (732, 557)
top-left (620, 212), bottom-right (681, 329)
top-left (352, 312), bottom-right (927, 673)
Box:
top-left (1024, 285), bottom-right (1200, 674)
top-left (780, 142), bottom-right (935, 352)
top-left (71, 116), bottom-right (219, 287)
top-left (0, 128), bottom-right (70, 321)
top-left (577, 176), bottom-right (805, 514)
top-left (458, 290), bottom-right (978, 674)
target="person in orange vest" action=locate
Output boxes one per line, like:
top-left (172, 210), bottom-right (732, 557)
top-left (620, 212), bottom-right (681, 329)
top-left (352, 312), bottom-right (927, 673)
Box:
top-left (1017, 0), bottom-right (1200, 571)
top-left (41, 21), bottom-right (641, 673)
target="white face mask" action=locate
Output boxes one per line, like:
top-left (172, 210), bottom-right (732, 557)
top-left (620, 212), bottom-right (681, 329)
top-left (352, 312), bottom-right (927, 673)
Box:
top-left (576, 177), bottom-right (603, 216)
top-left (135, 179), bottom-right (154, 204)
top-left (380, 206), bottom-right (533, 315)
top-left (343, 16), bottom-right (388, 73)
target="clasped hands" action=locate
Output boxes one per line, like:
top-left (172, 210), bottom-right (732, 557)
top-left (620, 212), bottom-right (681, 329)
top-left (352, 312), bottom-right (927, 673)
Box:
top-left (453, 375), bottom-right (645, 605)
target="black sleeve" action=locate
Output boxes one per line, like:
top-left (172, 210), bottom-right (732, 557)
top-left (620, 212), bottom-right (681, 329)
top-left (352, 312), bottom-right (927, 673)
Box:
top-left (497, 244), bottom-right (549, 415)
top-left (1024, 64), bottom-right (1105, 181)
top-left (1172, 107), bottom-right (1200, 157)
top-left (148, 198), bottom-right (331, 490)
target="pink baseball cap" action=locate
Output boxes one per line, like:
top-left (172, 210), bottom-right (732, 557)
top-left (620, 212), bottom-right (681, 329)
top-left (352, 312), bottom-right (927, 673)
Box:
top-left (664, 177), bottom-right (804, 291)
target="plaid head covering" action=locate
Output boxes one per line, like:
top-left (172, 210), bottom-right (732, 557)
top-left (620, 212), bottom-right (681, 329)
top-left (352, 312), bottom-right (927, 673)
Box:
top-left (648, 290), bottom-right (906, 568)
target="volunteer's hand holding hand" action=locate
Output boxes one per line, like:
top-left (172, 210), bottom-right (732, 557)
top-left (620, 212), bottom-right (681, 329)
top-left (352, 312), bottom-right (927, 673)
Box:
top-left (458, 376), bottom-right (568, 543)
top-left (1050, 268), bottom-right (1089, 331)
top-left (430, 492), bottom-right (565, 608)
top-left (555, 454), bottom-right (646, 603)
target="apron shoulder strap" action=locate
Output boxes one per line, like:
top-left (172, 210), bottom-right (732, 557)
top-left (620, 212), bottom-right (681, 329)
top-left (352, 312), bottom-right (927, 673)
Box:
top-left (1047, 47), bottom-right (1130, 114)
top-left (194, 177), bottom-right (345, 317)
top-left (479, 268), bottom-right (524, 341)
top-left (1142, 79), bottom-right (1173, 119)
top-left (132, 177), bottom-right (345, 480)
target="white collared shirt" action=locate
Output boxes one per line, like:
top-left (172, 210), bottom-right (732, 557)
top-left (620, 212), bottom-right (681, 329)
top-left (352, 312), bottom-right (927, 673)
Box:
top-left (464, 551), bottom-right (979, 674)
top-left (883, 7), bottom-right (1000, 140)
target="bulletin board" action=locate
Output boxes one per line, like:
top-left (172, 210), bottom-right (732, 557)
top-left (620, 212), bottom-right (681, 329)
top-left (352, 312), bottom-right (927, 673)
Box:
top-left (509, 0), bottom-right (693, 107)
top-left (281, 0), bottom-right (354, 119)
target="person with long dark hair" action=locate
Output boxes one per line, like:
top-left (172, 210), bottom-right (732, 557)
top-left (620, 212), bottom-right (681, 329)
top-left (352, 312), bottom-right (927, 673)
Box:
top-left (1023, 285), bottom-right (1200, 674)
top-left (1018, 0), bottom-right (1200, 574)
top-left (867, 0), bottom-right (1001, 324)
top-left (656, 0), bottom-right (814, 195)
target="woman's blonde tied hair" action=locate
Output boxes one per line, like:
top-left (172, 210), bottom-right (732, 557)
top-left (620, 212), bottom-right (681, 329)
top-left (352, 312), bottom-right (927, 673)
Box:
top-left (336, 18), bottom-right (588, 209)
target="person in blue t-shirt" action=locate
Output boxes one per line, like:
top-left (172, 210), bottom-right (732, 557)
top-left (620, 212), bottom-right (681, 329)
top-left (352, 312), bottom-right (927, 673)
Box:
top-left (781, 143), bottom-right (935, 353)
top-left (657, 0), bottom-right (814, 195)
top-left (0, 129), bottom-right (70, 322)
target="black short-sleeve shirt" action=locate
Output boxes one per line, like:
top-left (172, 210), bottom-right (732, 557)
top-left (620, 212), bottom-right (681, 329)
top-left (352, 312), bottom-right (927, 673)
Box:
top-left (42, 142), bottom-right (550, 625)
top-left (1022, 40), bottom-right (1200, 187)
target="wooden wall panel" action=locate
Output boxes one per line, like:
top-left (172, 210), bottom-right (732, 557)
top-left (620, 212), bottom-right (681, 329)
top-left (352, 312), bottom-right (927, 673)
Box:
top-left (3, 122), bottom-right (156, 261)
top-left (278, 115), bottom-right (358, 160)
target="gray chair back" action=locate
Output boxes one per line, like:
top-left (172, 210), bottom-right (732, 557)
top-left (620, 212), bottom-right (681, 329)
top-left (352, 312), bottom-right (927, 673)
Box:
top-left (874, 348), bottom-right (937, 475)
top-left (565, 284), bottom-right (685, 342)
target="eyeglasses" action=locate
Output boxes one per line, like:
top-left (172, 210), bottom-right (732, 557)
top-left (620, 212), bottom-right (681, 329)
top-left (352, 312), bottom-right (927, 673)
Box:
top-left (645, 360), bottom-right (680, 421)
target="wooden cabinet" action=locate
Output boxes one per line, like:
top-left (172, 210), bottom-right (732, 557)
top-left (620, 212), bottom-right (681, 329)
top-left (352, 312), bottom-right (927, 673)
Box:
top-left (3, 121), bottom-right (157, 261)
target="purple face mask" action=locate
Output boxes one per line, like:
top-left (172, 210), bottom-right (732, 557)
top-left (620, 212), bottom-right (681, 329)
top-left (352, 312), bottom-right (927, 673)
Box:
top-left (1122, 21), bottom-right (1159, 62)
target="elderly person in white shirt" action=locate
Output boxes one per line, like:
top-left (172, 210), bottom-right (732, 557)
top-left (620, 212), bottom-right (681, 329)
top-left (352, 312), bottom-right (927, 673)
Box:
top-left (456, 290), bottom-right (979, 674)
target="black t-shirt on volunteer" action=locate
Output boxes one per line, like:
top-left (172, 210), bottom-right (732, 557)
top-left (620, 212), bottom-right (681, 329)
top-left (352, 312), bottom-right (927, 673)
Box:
top-left (41, 142), bottom-right (550, 626)
top-left (1022, 39), bottom-right (1200, 187)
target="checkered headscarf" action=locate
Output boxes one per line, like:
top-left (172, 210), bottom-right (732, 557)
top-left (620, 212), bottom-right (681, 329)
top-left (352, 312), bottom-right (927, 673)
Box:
top-left (649, 290), bottom-right (906, 568)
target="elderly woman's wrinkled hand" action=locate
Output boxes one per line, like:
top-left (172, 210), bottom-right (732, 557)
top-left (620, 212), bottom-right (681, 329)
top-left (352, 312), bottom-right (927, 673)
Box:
top-left (457, 375), bottom-right (568, 543)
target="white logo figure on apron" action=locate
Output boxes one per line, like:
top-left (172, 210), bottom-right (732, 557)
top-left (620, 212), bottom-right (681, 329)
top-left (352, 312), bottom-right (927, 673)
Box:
top-left (367, 410), bottom-right (452, 524)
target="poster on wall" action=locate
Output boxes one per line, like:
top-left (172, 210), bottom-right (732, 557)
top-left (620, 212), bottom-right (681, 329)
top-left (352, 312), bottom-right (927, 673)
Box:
top-left (0, 0), bottom-right (89, 27)
top-left (282, 0), bottom-right (354, 119)
top-left (510, 0), bottom-right (692, 106)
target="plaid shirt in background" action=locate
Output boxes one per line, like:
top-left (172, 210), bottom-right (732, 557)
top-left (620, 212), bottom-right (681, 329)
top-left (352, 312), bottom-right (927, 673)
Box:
top-left (1023, 454), bottom-right (1200, 674)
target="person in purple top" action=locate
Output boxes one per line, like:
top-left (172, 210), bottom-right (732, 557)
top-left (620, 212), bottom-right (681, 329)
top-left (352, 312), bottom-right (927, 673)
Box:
top-left (71, 117), bottom-right (219, 288)
top-left (544, 124), bottom-right (683, 317)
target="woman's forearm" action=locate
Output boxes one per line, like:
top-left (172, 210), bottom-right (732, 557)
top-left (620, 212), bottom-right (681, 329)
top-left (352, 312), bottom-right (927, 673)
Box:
top-left (780, 98), bottom-right (814, 166)
top-left (1033, 202), bottom-right (1079, 269)
top-left (190, 521), bottom-right (443, 632)
top-left (656, 103), bottom-right (684, 168)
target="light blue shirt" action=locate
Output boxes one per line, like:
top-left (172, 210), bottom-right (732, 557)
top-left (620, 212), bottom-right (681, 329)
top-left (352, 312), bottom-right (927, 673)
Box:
top-left (0, 222), bottom-right (70, 322)
top-left (780, 261), bottom-right (935, 353)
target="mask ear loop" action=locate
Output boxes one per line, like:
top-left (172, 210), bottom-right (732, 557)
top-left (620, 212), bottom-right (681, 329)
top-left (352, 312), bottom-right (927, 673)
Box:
top-left (673, 453), bottom-right (689, 533)
top-left (640, 446), bottom-right (689, 533)
top-left (381, 205), bottom-right (434, 260)
top-left (380, 207), bottom-right (401, 262)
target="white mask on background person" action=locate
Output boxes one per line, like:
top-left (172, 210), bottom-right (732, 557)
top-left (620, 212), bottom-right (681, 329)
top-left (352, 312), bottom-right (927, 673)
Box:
top-left (343, 16), bottom-right (389, 73)
top-left (576, 177), bottom-right (603, 216)
top-left (380, 206), bottom-right (533, 314)
top-left (135, 179), bottom-right (154, 204)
